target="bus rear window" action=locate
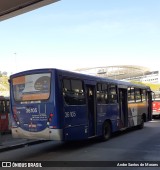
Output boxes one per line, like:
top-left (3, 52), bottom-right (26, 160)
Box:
top-left (12, 73), bottom-right (51, 101)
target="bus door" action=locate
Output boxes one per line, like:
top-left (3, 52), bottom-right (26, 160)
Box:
top-left (119, 88), bottom-right (128, 128)
top-left (86, 85), bottom-right (96, 137)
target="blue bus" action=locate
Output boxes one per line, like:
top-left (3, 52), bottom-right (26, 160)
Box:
top-left (9, 68), bottom-right (152, 141)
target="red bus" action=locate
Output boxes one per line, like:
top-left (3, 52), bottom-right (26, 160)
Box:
top-left (152, 98), bottom-right (160, 118)
top-left (0, 96), bottom-right (10, 132)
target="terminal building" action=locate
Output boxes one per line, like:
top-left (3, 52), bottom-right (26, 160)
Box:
top-left (75, 65), bottom-right (160, 84)
top-left (126, 70), bottom-right (159, 84)
top-left (75, 65), bottom-right (160, 99)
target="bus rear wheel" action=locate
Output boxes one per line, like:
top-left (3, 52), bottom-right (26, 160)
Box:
top-left (102, 121), bottom-right (111, 141)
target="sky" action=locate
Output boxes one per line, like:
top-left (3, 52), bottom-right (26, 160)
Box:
top-left (1, 0), bottom-right (160, 75)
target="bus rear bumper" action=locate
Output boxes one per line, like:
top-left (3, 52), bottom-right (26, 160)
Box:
top-left (152, 111), bottom-right (160, 119)
top-left (11, 127), bottom-right (63, 141)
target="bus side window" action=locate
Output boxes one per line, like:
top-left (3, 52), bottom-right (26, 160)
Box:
top-left (102, 83), bottom-right (108, 104)
top-left (0, 101), bottom-right (4, 113)
top-left (108, 84), bottom-right (117, 103)
top-left (97, 83), bottom-right (108, 104)
top-left (141, 89), bottom-right (146, 101)
top-left (97, 83), bottom-right (101, 103)
top-left (130, 87), bottom-right (135, 103)
top-left (63, 78), bottom-right (85, 105)
top-left (63, 79), bottom-right (71, 104)
top-left (128, 87), bottom-right (131, 102)
top-left (63, 79), bottom-right (71, 92)
top-left (71, 79), bottom-right (86, 105)
top-left (135, 88), bottom-right (141, 102)
top-left (6, 100), bottom-right (10, 113)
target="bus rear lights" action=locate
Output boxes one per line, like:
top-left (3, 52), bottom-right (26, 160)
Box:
top-left (13, 114), bottom-right (19, 122)
top-left (50, 113), bottom-right (54, 117)
top-left (48, 113), bottom-right (54, 123)
top-left (13, 114), bottom-right (17, 119)
top-left (13, 107), bottom-right (17, 114)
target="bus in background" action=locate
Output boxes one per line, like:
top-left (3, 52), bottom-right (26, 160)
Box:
top-left (0, 96), bottom-right (10, 133)
top-left (9, 68), bottom-right (152, 141)
top-left (152, 92), bottom-right (160, 119)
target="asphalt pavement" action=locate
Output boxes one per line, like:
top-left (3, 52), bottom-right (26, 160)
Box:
top-left (0, 132), bottom-right (47, 152)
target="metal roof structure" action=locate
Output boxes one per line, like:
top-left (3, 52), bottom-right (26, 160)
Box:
top-left (75, 65), bottom-right (150, 81)
top-left (0, 0), bottom-right (59, 21)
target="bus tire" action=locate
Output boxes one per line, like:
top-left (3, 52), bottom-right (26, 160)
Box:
top-left (102, 121), bottom-right (111, 141)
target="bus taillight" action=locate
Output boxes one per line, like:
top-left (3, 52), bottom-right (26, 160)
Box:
top-left (47, 113), bottom-right (54, 125)
top-left (50, 113), bottom-right (54, 117)
top-left (13, 114), bottom-right (17, 120)
top-left (13, 113), bottom-right (19, 124)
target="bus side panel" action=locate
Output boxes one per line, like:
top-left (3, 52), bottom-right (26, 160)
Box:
top-left (128, 102), bottom-right (148, 127)
top-left (64, 126), bottom-right (88, 141)
top-left (63, 106), bottom-right (88, 140)
top-left (96, 103), bottom-right (119, 136)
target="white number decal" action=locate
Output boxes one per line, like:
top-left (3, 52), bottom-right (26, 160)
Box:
top-left (65, 111), bottom-right (76, 118)
top-left (26, 108), bottom-right (38, 113)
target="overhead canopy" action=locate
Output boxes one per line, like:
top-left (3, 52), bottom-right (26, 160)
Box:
top-left (0, 0), bottom-right (59, 21)
top-left (75, 65), bottom-right (150, 80)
